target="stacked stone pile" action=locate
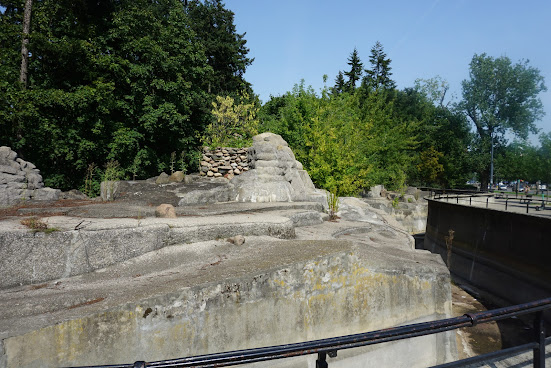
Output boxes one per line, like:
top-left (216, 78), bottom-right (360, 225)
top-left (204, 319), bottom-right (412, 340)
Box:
top-left (199, 147), bottom-right (250, 179)
top-left (0, 146), bottom-right (61, 206)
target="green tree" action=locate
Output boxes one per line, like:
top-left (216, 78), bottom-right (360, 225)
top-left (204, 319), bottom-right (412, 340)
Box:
top-left (537, 132), bottom-right (551, 185)
top-left (343, 47), bottom-right (363, 93)
top-left (358, 91), bottom-right (418, 189)
top-left (186, 0), bottom-right (253, 95)
top-left (414, 76), bottom-right (451, 108)
top-left (0, 0), bottom-right (252, 190)
top-left (459, 53), bottom-right (547, 189)
top-left (363, 41), bottom-right (396, 91)
top-left (396, 86), bottom-right (472, 188)
top-left (332, 71), bottom-right (345, 95)
top-left (202, 92), bottom-right (259, 148)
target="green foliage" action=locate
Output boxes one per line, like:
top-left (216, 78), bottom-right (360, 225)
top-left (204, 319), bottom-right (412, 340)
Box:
top-left (0, 0), bottom-right (251, 190)
top-left (363, 41), bottom-right (396, 91)
top-left (201, 92), bottom-right (259, 148)
top-left (20, 217), bottom-right (59, 234)
top-left (103, 160), bottom-right (123, 182)
top-left (83, 163), bottom-right (100, 197)
top-left (326, 189), bottom-right (339, 221)
top-left (186, 0), bottom-right (253, 96)
top-left (332, 71), bottom-right (346, 95)
top-left (259, 81), bottom-right (420, 194)
top-left (460, 53), bottom-right (547, 188)
top-left (344, 48), bottom-right (363, 92)
top-left (417, 147), bottom-right (444, 185)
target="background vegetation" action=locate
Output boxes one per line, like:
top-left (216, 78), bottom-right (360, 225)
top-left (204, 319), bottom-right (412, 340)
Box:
top-left (0, 1), bottom-right (548, 196)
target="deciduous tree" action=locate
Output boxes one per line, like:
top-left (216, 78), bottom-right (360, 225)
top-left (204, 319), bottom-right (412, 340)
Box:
top-left (460, 53), bottom-right (547, 189)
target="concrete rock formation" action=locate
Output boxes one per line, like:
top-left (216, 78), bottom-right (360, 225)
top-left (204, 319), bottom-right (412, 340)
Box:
top-left (0, 146), bottom-right (60, 207)
top-left (178, 133), bottom-right (320, 206)
top-left (230, 132), bottom-right (316, 202)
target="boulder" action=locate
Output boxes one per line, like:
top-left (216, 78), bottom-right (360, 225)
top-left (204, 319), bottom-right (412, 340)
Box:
top-left (227, 235), bottom-right (245, 245)
top-left (61, 189), bottom-right (88, 200)
top-left (155, 204), bottom-right (177, 218)
top-left (169, 171), bottom-right (185, 183)
top-left (365, 185), bottom-right (384, 198)
top-left (100, 181), bottom-right (120, 201)
top-left (156, 172), bottom-right (170, 185)
top-left (33, 187), bottom-right (61, 201)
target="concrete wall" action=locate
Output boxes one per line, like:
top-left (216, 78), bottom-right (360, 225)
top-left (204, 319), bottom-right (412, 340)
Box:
top-left (1, 241), bottom-right (455, 368)
top-left (424, 199), bottom-right (551, 308)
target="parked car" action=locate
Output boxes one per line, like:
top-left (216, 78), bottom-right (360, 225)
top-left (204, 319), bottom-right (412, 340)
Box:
top-left (498, 184), bottom-right (508, 190)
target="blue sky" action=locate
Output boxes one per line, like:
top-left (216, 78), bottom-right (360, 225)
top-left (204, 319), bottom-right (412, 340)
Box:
top-left (225, 0), bottom-right (551, 142)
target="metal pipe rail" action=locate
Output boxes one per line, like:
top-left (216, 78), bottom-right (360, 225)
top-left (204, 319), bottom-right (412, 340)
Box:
top-left (70, 297), bottom-right (551, 368)
top-left (432, 193), bottom-right (550, 214)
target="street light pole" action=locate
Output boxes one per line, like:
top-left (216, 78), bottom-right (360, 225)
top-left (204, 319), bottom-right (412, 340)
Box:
top-left (490, 133), bottom-right (494, 188)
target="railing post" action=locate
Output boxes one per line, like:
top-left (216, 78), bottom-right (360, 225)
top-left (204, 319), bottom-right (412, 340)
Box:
top-left (527, 202), bottom-right (530, 213)
top-left (470, 197), bottom-right (472, 206)
top-left (505, 199), bottom-right (508, 210)
top-left (456, 196), bottom-right (459, 204)
top-left (534, 311), bottom-right (545, 368)
top-left (316, 352), bottom-right (328, 368)
top-left (486, 198), bottom-right (489, 208)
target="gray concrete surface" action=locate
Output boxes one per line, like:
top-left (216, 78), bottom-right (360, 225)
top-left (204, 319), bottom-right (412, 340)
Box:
top-left (0, 234), bottom-right (453, 367)
top-left (0, 195), bottom-right (456, 368)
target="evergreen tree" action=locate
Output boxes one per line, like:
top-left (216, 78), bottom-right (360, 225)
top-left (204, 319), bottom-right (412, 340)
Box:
top-left (332, 71), bottom-right (345, 95)
top-left (363, 41), bottom-right (396, 91)
top-left (343, 48), bottom-right (362, 93)
top-left (186, 0), bottom-right (253, 96)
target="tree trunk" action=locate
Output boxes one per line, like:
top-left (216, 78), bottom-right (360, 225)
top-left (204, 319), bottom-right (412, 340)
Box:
top-left (479, 168), bottom-right (489, 192)
top-left (19, 0), bottom-right (33, 89)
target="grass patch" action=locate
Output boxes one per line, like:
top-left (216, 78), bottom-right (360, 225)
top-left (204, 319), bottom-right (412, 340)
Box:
top-left (20, 217), bottom-right (59, 234)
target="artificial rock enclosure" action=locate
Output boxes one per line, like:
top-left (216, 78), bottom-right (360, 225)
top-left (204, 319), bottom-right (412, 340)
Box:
top-left (0, 133), bottom-right (454, 368)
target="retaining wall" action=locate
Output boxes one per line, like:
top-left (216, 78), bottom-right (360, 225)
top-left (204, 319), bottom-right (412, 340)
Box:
top-left (424, 199), bottom-right (551, 310)
top-left (1, 240), bottom-right (455, 368)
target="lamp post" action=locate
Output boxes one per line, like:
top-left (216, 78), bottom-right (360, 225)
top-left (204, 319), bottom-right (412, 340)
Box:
top-left (490, 133), bottom-right (494, 188)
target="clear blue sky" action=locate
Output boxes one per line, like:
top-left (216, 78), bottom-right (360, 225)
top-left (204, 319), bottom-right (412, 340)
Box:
top-left (225, 0), bottom-right (551, 142)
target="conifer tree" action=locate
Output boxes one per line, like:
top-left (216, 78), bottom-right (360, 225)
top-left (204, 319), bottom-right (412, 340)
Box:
top-left (363, 41), bottom-right (396, 91)
top-left (186, 0), bottom-right (253, 95)
top-left (332, 71), bottom-right (345, 95)
top-left (344, 48), bottom-right (363, 93)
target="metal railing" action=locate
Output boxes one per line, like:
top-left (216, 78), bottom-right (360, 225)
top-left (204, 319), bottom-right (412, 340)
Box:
top-left (71, 297), bottom-right (551, 368)
top-left (431, 192), bottom-right (550, 214)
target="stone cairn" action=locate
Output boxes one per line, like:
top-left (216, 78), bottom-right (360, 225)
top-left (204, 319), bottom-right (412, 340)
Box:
top-left (0, 146), bottom-right (60, 206)
top-left (199, 147), bottom-right (250, 179)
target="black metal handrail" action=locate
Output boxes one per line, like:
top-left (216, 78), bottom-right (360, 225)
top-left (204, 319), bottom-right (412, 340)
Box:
top-left (71, 297), bottom-right (551, 368)
top-left (430, 192), bottom-right (551, 214)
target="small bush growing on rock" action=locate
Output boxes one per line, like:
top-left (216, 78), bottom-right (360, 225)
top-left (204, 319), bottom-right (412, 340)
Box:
top-left (103, 160), bottom-right (123, 182)
top-left (20, 217), bottom-right (58, 234)
top-left (327, 189), bottom-right (339, 221)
